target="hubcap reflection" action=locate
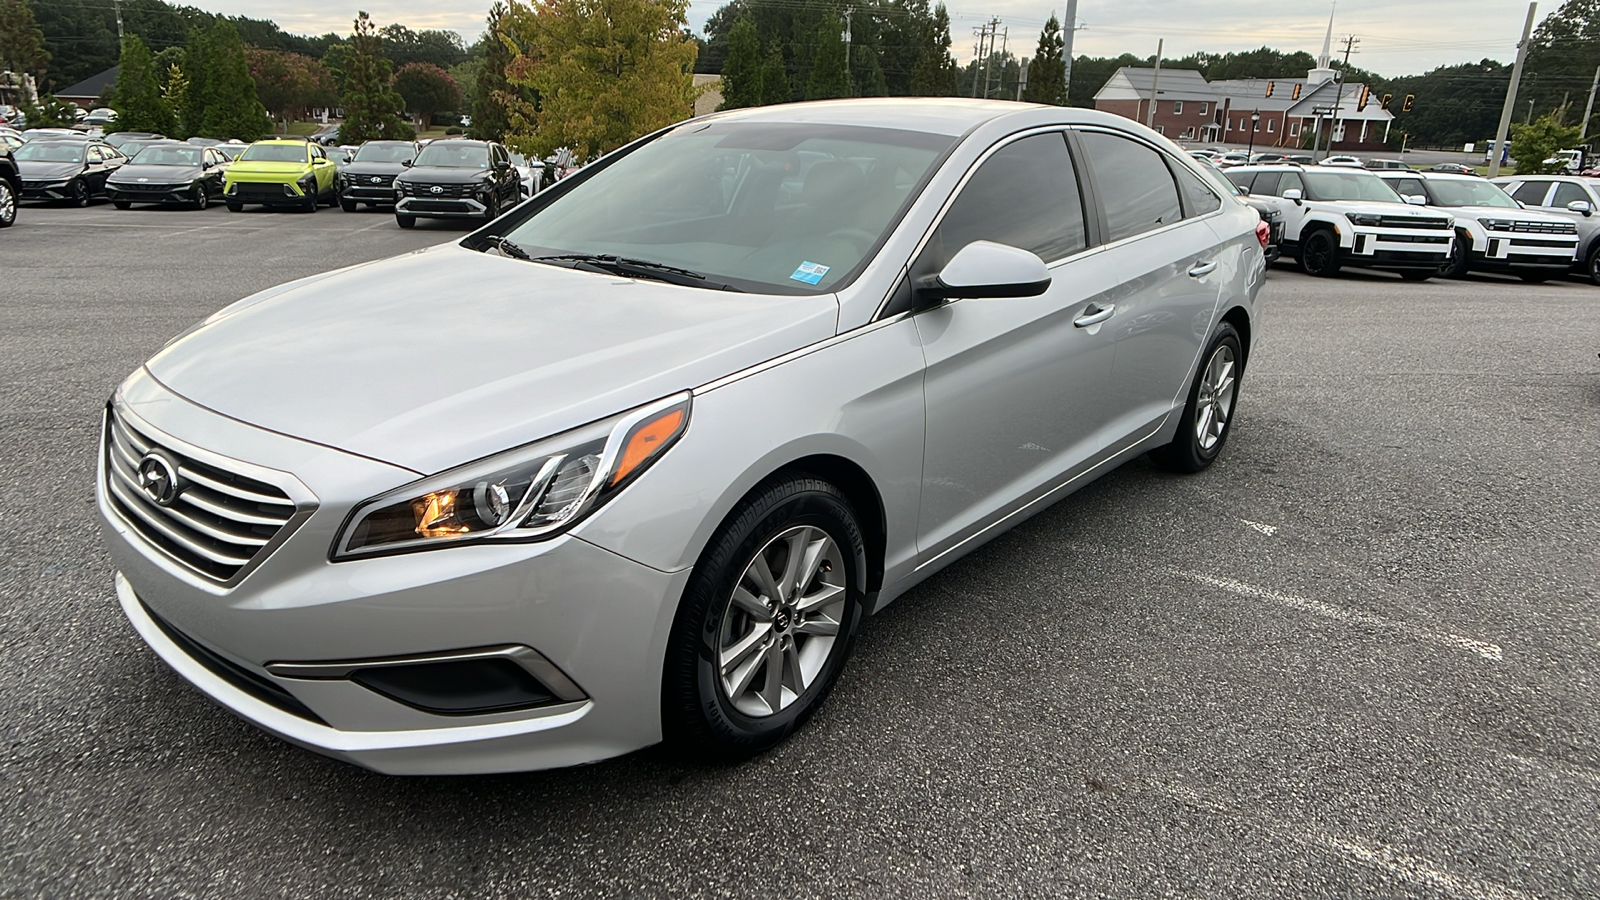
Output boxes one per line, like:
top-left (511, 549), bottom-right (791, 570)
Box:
top-left (718, 525), bottom-right (846, 717)
top-left (1195, 344), bottom-right (1237, 452)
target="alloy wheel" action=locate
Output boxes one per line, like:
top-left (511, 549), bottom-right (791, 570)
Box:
top-left (1194, 344), bottom-right (1237, 452)
top-left (0, 181), bottom-right (14, 226)
top-left (72, 180), bottom-right (89, 207)
top-left (717, 525), bottom-right (847, 718)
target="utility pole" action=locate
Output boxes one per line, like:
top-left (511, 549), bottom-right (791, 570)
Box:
top-left (984, 25), bottom-right (1007, 100)
top-left (970, 20), bottom-right (996, 98)
top-left (1490, 3), bottom-right (1537, 178)
top-left (1146, 39), bottom-right (1163, 129)
top-left (1017, 59), bottom-right (1028, 102)
top-left (1322, 34), bottom-right (1358, 158)
top-left (1062, 0), bottom-right (1079, 100)
top-left (114, 0), bottom-right (124, 41)
top-left (1582, 64), bottom-right (1600, 141)
top-left (842, 7), bottom-right (853, 95)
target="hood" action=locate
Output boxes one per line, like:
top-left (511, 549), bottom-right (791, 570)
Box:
top-left (18, 160), bottom-right (83, 180)
top-left (227, 160), bottom-right (309, 177)
top-left (144, 244), bottom-right (839, 474)
top-left (109, 163), bottom-right (201, 184)
top-left (344, 160), bottom-right (408, 177)
top-left (399, 166), bottom-right (493, 185)
top-left (1449, 204), bottom-right (1573, 223)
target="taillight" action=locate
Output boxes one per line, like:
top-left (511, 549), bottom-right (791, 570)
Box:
top-left (1255, 219), bottom-right (1271, 248)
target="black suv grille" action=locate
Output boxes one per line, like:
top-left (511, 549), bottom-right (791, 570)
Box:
top-left (104, 410), bottom-right (301, 583)
top-left (404, 182), bottom-right (468, 199)
top-left (1510, 220), bottom-right (1577, 235)
top-left (1377, 216), bottom-right (1451, 230)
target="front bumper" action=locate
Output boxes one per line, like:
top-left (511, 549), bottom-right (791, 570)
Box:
top-left (225, 179), bottom-right (313, 206)
top-left (396, 196), bottom-right (487, 218)
top-left (107, 183), bottom-right (194, 204)
top-left (21, 181), bottom-right (71, 201)
top-left (1471, 234), bottom-right (1579, 273)
top-left (1345, 228), bottom-right (1454, 269)
top-left (101, 373), bottom-right (688, 774)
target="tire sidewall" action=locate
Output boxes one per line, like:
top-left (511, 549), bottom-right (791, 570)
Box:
top-left (0, 180), bottom-right (15, 226)
top-left (1152, 323), bottom-right (1243, 473)
top-left (71, 179), bottom-right (89, 207)
top-left (667, 479), bottom-right (866, 756)
top-left (1299, 230), bottom-right (1338, 277)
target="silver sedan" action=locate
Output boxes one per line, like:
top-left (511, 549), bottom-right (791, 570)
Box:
top-left (100, 99), bottom-right (1264, 774)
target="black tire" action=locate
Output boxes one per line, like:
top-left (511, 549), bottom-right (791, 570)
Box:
top-left (113, 199), bottom-right (132, 210)
top-left (191, 185), bottom-right (208, 210)
top-left (0, 180), bottom-right (15, 227)
top-left (662, 475), bottom-right (867, 760)
top-left (1586, 244), bottom-right (1600, 286)
top-left (340, 197), bottom-right (357, 212)
top-left (69, 179), bottom-right (90, 208)
top-left (1518, 271), bottom-right (1552, 283)
top-left (395, 214), bottom-right (415, 229)
top-left (302, 186), bottom-right (318, 213)
top-left (482, 193), bottom-right (501, 222)
top-left (323, 185), bottom-right (339, 207)
top-left (225, 200), bottom-right (243, 212)
top-left (1149, 322), bottom-right (1244, 474)
top-left (1439, 231), bottom-right (1470, 278)
top-left (1297, 229), bottom-right (1341, 277)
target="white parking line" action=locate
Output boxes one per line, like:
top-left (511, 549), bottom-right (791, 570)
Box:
top-left (1173, 570), bottom-right (1504, 661)
top-left (1242, 519), bottom-right (1279, 535)
top-left (1164, 785), bottom-right (1535, 900)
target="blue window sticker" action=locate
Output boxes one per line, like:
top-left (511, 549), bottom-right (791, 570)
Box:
top-left (790, 261), bottom-right (830, 285)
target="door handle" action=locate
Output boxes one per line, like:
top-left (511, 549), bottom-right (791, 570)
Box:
top-left (1074, 303), bottom-right (1115, 328)
top-left (1188, 261), bottom-right (1218, 278)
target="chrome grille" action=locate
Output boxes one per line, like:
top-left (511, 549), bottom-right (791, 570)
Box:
top-left (403, 182), bottom-right (468, 199)
top-left (103, 410), bottom-right (300, 583)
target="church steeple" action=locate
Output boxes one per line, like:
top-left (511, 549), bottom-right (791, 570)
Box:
top-left (1308, 2), bottom-right (1338, 85)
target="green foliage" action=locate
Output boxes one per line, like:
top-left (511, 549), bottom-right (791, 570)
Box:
top-left (111, 34), bottom-right (177, 135)
top-left (182, 20), bottom-right (270, 140)
top-left (248, 48), bottom-right (337, 130)
top-left (161, 61), bottom-right (186, 116)
top-left (501, 0), bottom-right (699, 160)
top-left (20, 93), bottom-right (75, 125)
top-left (466, 3), bottom-right (519, 141)
top-left (718, 16), bottom-right (761, 109)
top-left (379, 23), bottom-right (467, 69)
top-left (804, 20), bottom-right (849, 100)
top-left (338, 12), bottom-right (414, 144)
top-left (1509, 114), bottom-right (1584, 173)
top-left (1526, 0), bottom-right (1600, 129)
top-left (0, 0), bottom-right (50, 77)
top-left (1383, 60), bottom-right (1511, 148)
top-left (1022, 14), bottom-right (1066, 106)
top-left (393, 61), bottom-right (460, 125)
top-left (758, 45), bottom-right (790, 105)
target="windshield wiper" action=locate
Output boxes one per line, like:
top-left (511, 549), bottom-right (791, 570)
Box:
top-left (483, 235), bottom-right (532, 260)
top-left (526, 254), bottom-right (741, 291)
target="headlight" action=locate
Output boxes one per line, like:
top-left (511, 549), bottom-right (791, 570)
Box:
top-left (332, 392), bottom-right (690, 559)
top-left (1477, 217), bottom-right (1513, 231)
top-left (1348, 213), bottom-right (1382, 226)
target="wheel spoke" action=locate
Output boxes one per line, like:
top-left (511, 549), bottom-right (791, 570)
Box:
top-left (720, 622), bottom-right (771, 675)
top-left (745, 551), bottom-right (781, 604)
top-left (724, 642), bottom-right (767, 701)
top-left (796, 615), bottom-right (840, 636)
top-left (796, 533), bottom-right (830, 595)
top-left (777, 529), bottom-right (809, 602)
top-left (730, 585), bottom-right (772, 621)
top-left (795, 581), bottom-right (844, 614)
top-left (1196, 403), bottom-right (1214, 441)
top-left (783, 641), bottom-right (806, 693)
top-left (758, 640), bottom-right (785, 713)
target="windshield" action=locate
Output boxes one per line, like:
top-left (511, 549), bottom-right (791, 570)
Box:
top-left (1422, 178), bottom-right (1517, 208)
top-left (215, 145), bottom-right (245, 160)
top-left (132, 145), bottom-right (203, 166)
top-left (239, 143), bottom-right (309, 163)
top-left (355, 142), bottom-right (415, 163)
top-left (500, 122), bottom-right (952, 294)
top-left (415, 142), bottom-right (489, 168)
top-left (15, 143), bottom-right (84, 162)
top-left (1303, 170), bottom-right (1403, 202)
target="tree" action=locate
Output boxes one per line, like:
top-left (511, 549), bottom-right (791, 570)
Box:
top-left (111, 34), bottom-right (177, 135)
top-left (248, 49), bottom-right (337, 131)
top-left (19, 93), bottom-right (74, 125)
top-left (393, 61), bottom-right (460, 126)
top-left (501, 0), bottom-right (700, 160)
top-left (0, 0), bottom-right (49, 79)
top-left (187, 20), bottom-right (271, 140)
top-left (805, 19), bottom-right (850, 100)
top-left (718, 15), bottom-right (761, 109)
top-left (908, 3), bottom-right (957, 97)
top-left (338, 12), bottom-right (414, 143)
top-left (1509, 113), bottom-right (1583, 173)
top-left (759, 44), bottom-right (789, 105)
top-left (1022, 14), bottom-right (1066, 105)
top-left (380, 23), bottom-right (468, 69)
top-left (1526, 0), bottom-right (1600, 125)
top-left (467, 2), bottom-right (520, 140)
top-left (161, 62), bottom-right (187, 122)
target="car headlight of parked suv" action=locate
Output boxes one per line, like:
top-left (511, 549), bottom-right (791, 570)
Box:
top-left (333, 392), bottom-right (690, 559)
top-left (1347, 213), bottom-right (1383, 226)
top-left (1476, 217), bottom-right (1514, 231)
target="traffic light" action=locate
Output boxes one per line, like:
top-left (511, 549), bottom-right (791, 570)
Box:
top-left (1402, 94), bottom-right (1415, 113)
top-left (1265, 81), bottom-right (1275, 97)
top-left (1358, 86), bottom-right (1371, 111)
top-left (1381, 93), bottom-right (1393, 109)
top-left (1291, 83), bottom-right (1302, 100)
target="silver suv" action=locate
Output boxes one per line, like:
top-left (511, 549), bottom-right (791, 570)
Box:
top-left (1491, 175), bottom-right (1600, 283)
top-left (100, 100), bottom-right (1263, 774)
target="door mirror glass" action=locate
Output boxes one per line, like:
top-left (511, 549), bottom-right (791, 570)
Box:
top-left (921, 241), bottom-right (1051, 301)
top-left (1282, 188), bottom-right (1303, 202)
top-left (1568, 199), bottom-right (1593, 216)
top-left (401, 159), bottom-right (412, 167)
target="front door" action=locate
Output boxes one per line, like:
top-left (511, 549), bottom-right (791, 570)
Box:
top-left (915, 131), bottom-right (1118, 562)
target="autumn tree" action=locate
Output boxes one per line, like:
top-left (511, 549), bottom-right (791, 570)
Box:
top-left (338, 11), bottom-right (414, 143)
top-left (393, 61), bottom-right (460, 126)
top-left (502, 0), bottom-right (699, 160)
top-left (1022, 14), bottom-right (1066, 105)
top-left (111, 34), bottom-right (177, 135)
top-left (0, 0), bottom-right (49, 79)
top-left (248, 49), bottom-right (337, 131)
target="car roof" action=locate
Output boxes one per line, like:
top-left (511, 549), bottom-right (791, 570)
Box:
top-left (704, 97), bottom-right (1081, 137)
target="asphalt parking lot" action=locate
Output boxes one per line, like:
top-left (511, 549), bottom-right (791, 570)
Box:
top-left (2, 203), bottom-right (1597, 899)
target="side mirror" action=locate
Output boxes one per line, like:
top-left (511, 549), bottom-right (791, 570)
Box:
top-left (1568, 200), bottom-right (1593, 216)
top-left (1404, 194), bottom-right (1428, 206)
top-left (1235, 184), bottom-right (1250, 195)
top-left (1282, 188), bottom-right (1304, 204)
top-left (401, 159), bottom-right (412, 167)
top-left (918, 241), bottom-right (1051, 301)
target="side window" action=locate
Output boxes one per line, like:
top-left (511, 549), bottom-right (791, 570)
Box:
top-left (1223, 170), bottom-right (1253, 191)
top-left (934, 132), bottom-right (1089, 264)
top-left (1172, 162), bottom-right (1221, 216)
top-left (87, 147), bottom-right (103, 162)
top-left (1249, 172), bottom-right (1282, 196)
top-left (1511, 181), bottom-right (1551, 206)
top-left (1278, 171), bottom-right (1305, 197)
top-left (1393, 177), bottom-right (1426, 198)
top-left (1552, 182), bottom-right (1589, 208)
top-left (1078, 130), bottom-right (1184, 242)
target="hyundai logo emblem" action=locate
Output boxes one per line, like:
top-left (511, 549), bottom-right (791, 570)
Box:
top-left (136, 451), bottom-right (182, 506)
top-left (371, 176), bottom-right (382, 184)
top-left (429, 185), bottom-right (444, 194)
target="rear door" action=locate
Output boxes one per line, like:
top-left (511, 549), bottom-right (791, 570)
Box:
top-left (1072, 127), bottom-right (1228, 442)
top-left (914, 130), bottom-right (1117, 560)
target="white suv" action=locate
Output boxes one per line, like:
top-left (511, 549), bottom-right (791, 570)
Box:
top-left (1225, 164), bottom-right (1455, 279)
top-left (1380, 171), bottom-right (1578, 282)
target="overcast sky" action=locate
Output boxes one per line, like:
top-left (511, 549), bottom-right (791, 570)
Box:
top-left (204, 0), bottom-right (1531, 78)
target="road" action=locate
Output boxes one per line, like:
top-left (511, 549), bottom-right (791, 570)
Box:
top-left (2, 203), bottom-right (1598, 899)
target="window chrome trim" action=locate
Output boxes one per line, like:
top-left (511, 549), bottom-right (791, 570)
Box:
top-left (266, 644), bottom-right (588, 703)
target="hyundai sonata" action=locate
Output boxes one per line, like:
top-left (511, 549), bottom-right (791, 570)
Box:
top-left (101, 99), bottom-right (1263, 774)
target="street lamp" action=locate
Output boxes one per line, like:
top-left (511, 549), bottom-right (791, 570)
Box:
top-left (1247, 110), bottom-right (1260, 156)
